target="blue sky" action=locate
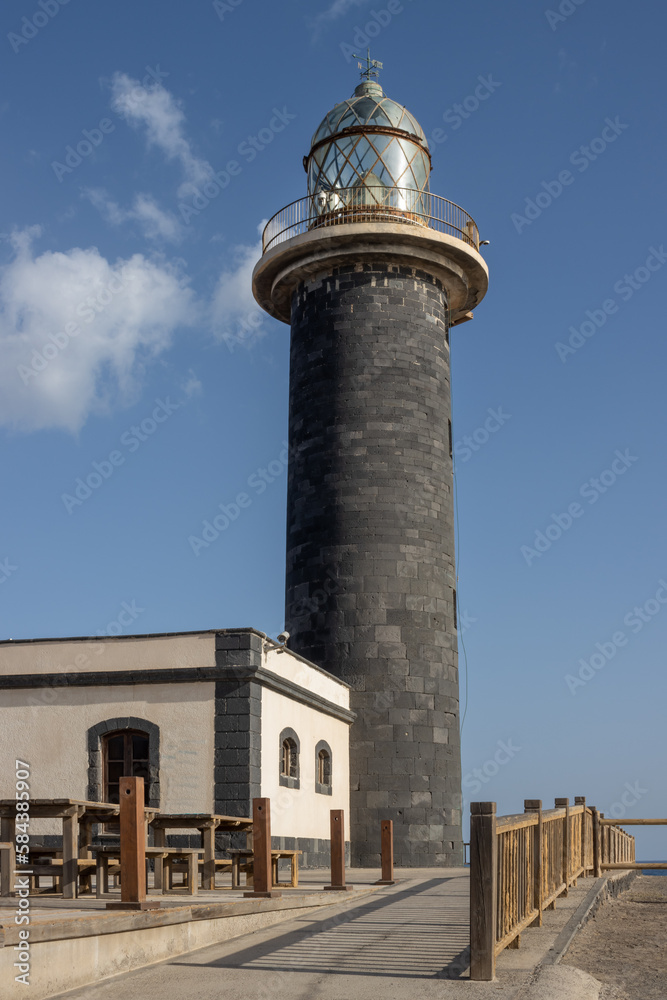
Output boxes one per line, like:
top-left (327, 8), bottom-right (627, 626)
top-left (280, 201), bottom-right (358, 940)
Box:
top-left (1, 0), bottom-right (666, 856)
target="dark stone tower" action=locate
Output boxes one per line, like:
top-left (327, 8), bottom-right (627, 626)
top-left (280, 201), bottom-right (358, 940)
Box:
top-left (253, 68), bottom-right (488, 866)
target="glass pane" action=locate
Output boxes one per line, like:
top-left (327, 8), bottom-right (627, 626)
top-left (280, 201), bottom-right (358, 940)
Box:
top-left (337, 109), bottom-right (363, 131)
top-left (132, 734), bottom-right (149, 759)
top-left (329, 103), bottom-right (351, 131)
top-left (366, 105), bottom-right (394, 128)
top-left (381, 140), bottom-right (420, 189)
top-left (337, 162), bottom-right (359, 188)
top-left (107, 762), bottom-right (125, 783)
top-left (350, 97), bottom-right (380, 122)
top-left (402, 109), bottom-right (425, 139)
top-left (365, 133), bottom-right (394, 158)
top-left (133, 761), bottom-right (149, 781)
top-left (107, 784), bottom-right (120, 804)
top-left (411, 154), bottom-right (430, 191)
top-left (106, 735), bottom-right (124, 759)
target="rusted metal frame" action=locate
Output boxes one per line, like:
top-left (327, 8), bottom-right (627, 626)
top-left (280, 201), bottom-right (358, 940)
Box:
top-left (392, 142), bottom-right (429, 192)
top-left (326, 134), bottom-right (367, 192)
top-left (307, 124), bottom-right (432, 167)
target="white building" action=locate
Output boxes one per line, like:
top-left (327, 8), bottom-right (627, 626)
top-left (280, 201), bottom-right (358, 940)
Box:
top-left (0, 628), bottom-right (353, 864)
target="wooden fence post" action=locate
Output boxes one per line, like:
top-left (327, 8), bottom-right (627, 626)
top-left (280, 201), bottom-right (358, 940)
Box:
top-left (524, 800), bottom-right (542, 927)
top-left (470, 802), bottom-right (497, 981)
top-left (374, 820), bottom-right (395, 885)
top-left (555, 798), bottom-right (570, 895)
top-left (244, 798), bottom-right (281, 898)
top-left (592, 808), bottom-right (602, 877)
top-left (575, 796), bottom-right (586, 877)
top-left (324, 810), bottom-right (354, 891)
top-left (107, 776), bottom-right (159, 910)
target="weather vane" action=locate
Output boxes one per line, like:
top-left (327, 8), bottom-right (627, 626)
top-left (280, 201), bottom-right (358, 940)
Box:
top-left (352, 47), bottom-right (383, 83)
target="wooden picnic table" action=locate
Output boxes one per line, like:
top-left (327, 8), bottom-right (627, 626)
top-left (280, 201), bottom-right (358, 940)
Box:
top-left (94, 847), bottom-right (204, 897)
top-left (149, 813), bottom-right (253, 890)
top-left (0, 798), bottom-right (157, 899)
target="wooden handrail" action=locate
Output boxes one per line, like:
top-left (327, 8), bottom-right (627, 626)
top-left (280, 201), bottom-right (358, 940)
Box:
top-left (601, 818), bottom-right (667, 825)
top-left (470, 796), bottom-right (638, 981)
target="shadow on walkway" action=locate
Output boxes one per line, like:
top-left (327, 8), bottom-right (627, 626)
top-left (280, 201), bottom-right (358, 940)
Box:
top-left (172, 875), bottom-right (470, 980)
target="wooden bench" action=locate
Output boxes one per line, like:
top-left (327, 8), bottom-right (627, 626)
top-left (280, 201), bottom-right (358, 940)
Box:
top-left (94, 847), bottom-right (204, 897)
top-left (228, 849), bottom-right (302, 889)
top-left (26, 854), bottom-right (97, 894)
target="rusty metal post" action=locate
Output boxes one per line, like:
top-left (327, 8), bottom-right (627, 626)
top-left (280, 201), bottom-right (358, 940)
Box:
top-left (374, 820), bottom-right (395, 885)
top-left (106, 776), bottom-right (159, 910)
top-left (324, 809), bottom-right (353, 891)
top-left (244, 798), bottom-right (281, 898)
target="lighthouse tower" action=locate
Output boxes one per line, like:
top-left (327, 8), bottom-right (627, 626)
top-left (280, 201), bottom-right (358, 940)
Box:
top-left (253, 58), bottom-right (489, 866)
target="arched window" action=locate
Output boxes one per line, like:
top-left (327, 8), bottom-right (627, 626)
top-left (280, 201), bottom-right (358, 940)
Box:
top-left (315, 740), bottom-right (333, 795)
top-left (87, 717), bottom-right (160, 808)
top-left (279, 727), bottom-right (300, 789)
top-left (102, 729), bottom-right (150, 805)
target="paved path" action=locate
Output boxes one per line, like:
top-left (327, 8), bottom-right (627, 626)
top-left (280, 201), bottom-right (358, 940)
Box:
top-left (53, 869), bottom-right (513, 999)
top-left (51, 868), bottom-right (619, 1000)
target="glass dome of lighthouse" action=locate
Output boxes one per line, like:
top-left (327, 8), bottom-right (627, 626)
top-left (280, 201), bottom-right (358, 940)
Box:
top-left (305, 52), bottom-right (431, 220)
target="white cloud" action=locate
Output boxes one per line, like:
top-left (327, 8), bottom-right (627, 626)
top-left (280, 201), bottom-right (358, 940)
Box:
top-left (110, 72), bottom-right (214, 199)
top-left (85, 188), bottom-right (181, 243)
top-left (210, 228), bottom-right (266, 351)
top-left (311, 0), bottom-right (372, 35)
top-left (0, 228), bottom-right (195, 433)
top-left (181, 368), bottom-right (203, 398)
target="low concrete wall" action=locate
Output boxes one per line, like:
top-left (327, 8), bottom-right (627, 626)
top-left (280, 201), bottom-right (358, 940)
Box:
top-left (1, 890), bottom-right (375, 1000)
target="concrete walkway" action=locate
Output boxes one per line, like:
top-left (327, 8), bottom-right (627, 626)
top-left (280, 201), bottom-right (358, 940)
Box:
top-left (51, 869), bottom-right (623, 1000)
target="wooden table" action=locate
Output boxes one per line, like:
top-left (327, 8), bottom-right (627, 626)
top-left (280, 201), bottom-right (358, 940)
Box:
top-left (228, 849), bottom-right (302, 889)
top-left (0, 799), bottom-right (157, 899)
top-left (150, 813), bottom-right (253, 890)
top-left (94, 847), bottom-right (204, 897)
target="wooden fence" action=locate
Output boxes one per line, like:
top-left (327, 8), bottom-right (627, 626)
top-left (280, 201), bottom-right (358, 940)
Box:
top-left (470, 797), bottom-right (637, 981)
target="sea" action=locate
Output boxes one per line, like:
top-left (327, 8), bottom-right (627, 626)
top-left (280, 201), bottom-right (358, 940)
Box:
top-left (639, 861), bottom-right (667, 875)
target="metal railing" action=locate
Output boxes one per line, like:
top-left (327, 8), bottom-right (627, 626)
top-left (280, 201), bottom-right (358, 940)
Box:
top-left (261, 186), bottom-right (480, 254)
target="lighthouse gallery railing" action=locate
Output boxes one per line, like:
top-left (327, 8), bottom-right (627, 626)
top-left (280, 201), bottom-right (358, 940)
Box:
top-left (262, 187), bottom-right (480, 254)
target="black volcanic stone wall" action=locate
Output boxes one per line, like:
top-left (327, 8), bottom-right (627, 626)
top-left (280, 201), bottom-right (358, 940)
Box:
top-left (285, 261), bottom-right (463, 867)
